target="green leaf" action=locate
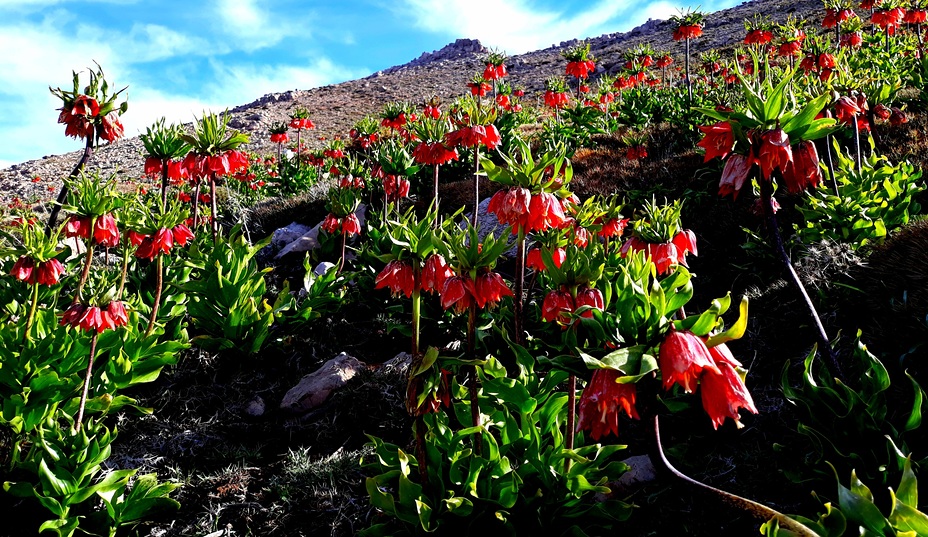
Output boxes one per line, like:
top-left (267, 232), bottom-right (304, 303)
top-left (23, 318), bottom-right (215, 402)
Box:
top-left (890, 490), bottom-right (928, 535)
top-left (896, 456), bottom-right (918, 509)
top-left (904, 372), bottom-right (924, 432)
top-left (707, 297), bottom-right (749, 347)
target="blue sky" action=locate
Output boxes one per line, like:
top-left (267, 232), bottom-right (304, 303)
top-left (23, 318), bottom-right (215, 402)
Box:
top-left (0, 0), bottom-right (738, 168)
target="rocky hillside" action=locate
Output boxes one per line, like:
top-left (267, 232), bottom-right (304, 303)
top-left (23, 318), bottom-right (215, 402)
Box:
top-left (0, 0), bottom-right (821, 206)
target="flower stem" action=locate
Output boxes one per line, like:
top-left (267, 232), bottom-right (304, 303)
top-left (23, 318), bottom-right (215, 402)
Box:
top-left (411, 278), bottom-right (421, 357)
top-left (74, 331), bottom-right (99, 433)
top-left (160, 159), bottom-right (170, 212)
top-left (432, 164), bottom-right (440, 229)
top-left (414, 415), bottom-right (429, 490)
top-left (210, 176), bottom-right (219, 244)
top-left (760, 173), bottom-right (842, 379)
top-left (853, 114), bottom-right (862, 175)
top-left (145, 254), bottom-right (163, 337)
top-left (46, 137), bottom-right (93, 234)
top-left (74, 218), bottom-right (97, 303)
top-left (685, 38), bottom-right (693, 103)
top-left (117, 242), bottom-right (130, 299)
top-left (192, 182), bottom-right (201, 229)
top-left (473, 146), bottom-right (480, 219)
top-left (513, 229), bottom-right (526, 348)
top-left (467, 304), bottom-right (482, 456)
top-left (338, 231), bottom-right (347, 274)
top-left (23, 282), bottom-right (39, 343)
top-left (565, 373), bottom-right (576, 473)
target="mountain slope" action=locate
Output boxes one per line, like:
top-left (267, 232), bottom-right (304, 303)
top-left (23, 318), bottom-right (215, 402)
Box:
top-left (0, 0), bottom-right (820, 205)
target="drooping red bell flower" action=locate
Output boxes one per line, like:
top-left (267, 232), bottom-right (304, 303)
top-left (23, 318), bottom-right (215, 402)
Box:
top-left (620, 236), bottom-right (689, 275)
top-left (341, 213), bottom-right (361, 237)
top-left (577, 369), bottom-right (639, 441)
top-left (270, 132), bottom-right (289, 144)
top-left (445, 124), bottom-right (501, 150)
top-left (383, 175), bottom-right (411, 202)
top-left (889, 107), bottom-right (908, 126)
top-left (575, 286), bottom-right (604, 318)
top-left (474, 271), bottom-right (513, 309)
top-left (700, 343), bottom-right (758, 429)
top-left (467, 81), bottom-right (492, 97)
top-left (97, 111), bottom-right (124, 143)
top-left (565, 60), bottom-right (596, 79)
top-left (421, 254), bottom-right (453, 294)
top-left (542, 288), bottom-right (575, 323)
top-left (422, 104), bottom-right (441, 119)
top-left (834, 96), bottom-right (861, 125)
top-left (64, 216), bottom-right (93, 240)
top-left (496, 94), bottom-right (511, 110)
top-left (93, 213), bottom-right (120, 247)
top-left (544, 91), bottom-right (570, 108)
top-left (597, 217), bottom-right (629, 238)
top-left (526, 246), bottom-right (566, 272)
top-left (412, 142), bottom-right (458, 166)
top-left (778, 40), bottom-right (803, 57)
top-left (904, 8), bottom-right (927, 23)
top-left (375, 260), bottom-right (415, 298)
top-left (526, 192), bottom-right (569, 232)
top-left (659, 328), bottom-right (720, 393)
top-left (60, 300), bottom-right (129, 333)
top-left (673, 25), bottom-right (703, 40)
top-left (873, 103), bottom-right (892, 121)
top-left (781, 141), bottom-right (822, 193)
top-left (10, 256), bottom-right (35, 283)
top-left (483, 63), bottom-right (507, 80)
top-left (172, 224), bottom-right (195, 247)
top-left (696, 121), bottom-right (735, 162)
top-left (440, 275), bottom-right (475, 314)
top-left (58, 95), bottom-right (100, 140)
top-left (671, 229), bottom-right (698, 257)
top-left (289, 118), bottom-right (315, 130)
top-left (321, 214), bottom-right (341, 234)
top-left (487, 187), bottom-right (531, 232)
top-left (840, 31), bottom-right (863, 48)
top-left (757, 129), bottom-right (792, 180)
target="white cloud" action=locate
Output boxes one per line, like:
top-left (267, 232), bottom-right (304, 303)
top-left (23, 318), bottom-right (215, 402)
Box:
top-left (213, 0), bottom-right (313, 51)
top-left (397, 0), bottom-right (627, 53)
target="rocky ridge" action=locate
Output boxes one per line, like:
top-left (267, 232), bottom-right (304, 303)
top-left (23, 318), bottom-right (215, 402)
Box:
top-left (0, 0), bottom-right (820, 207)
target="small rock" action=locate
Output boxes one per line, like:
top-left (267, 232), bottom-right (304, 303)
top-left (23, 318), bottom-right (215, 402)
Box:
top-left (381, 352), bottom-right (412, 374)
top-left (280, 353), bottom-right (366, 414)
top-left (612, 454), bottom-right (658, 493)
top-left (244, 396), bottom-right (266, 417)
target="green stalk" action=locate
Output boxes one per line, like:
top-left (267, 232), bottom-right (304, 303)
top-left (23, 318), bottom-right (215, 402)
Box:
top-left (210, 174), bottom-right (219, 244)
top-left (74, 331), bottom-right (99, 432)
top-left (467, 303), bottom-right (482, 456)
top-left (513, 228), bottom-right (526, 348)
top-left (117, 241), bottom-right (130, 300)
top-left (145, 254), bottom-right (163, 337)
top-left (74, 216), bottom-right (97, 303)
top-left (565, 373), bottom-right (577, 473)
top-left (23, 281), bottom-right (40, 343)
top-left (46, 136), bottom-right (93, 234)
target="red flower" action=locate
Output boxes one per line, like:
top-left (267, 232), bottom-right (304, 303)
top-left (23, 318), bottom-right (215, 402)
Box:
top-left (444, 124), bottom-right (500, 150)
top-left (483, 63), bottom-right (507, 80)
top-left (575, 286), bottom-right (604, 318)
top-left (697, 121), bottom-right (734, 162)
top-left (700, 344), bottom-right (758, 429)
top-left (781, 141), bottom-right (822, 194)
top-left (270, 132), bottom-right (289, 144)
top-left (422, 254), bottom-right (453, 294)
top-left (97, 111), bottom-right (124, 143)
top-left (873, 104), bottom-right (892, 121)
top-left (673, 25), bottom-right (703, 40)
top-left (341, 213), bottom-right (361, 237)
top-left (474, 271), bottom-right (513, 309)
top-left (289, 118), bottom-right (315, 130)
top-left (423, 105), bottom-right (441, 119)
top-left (834, 96), bottom-right (861, 125)
top-left (542, 288), bottom-right (575, 323)
top-left (565, 60), bottom-right (595, 79)
top-left (757, 129), bottom-right (792, 180)
top-left (11, 256), bottom-right (35, 283)
top-left (412, 142), bottom-right (458, 166)
top-left (383, 175), bottom-right (410, 202)
top-left (106, 300), bottom-right (129, 328)
top-left (321, 214), bottom-right (341, 234)
top-left (93, 213), bottom-right (120, 247)
top-left (440, 275), bottom-right (474, 314)
top-left (889, 107), bottom-right (908, 126)
top-left (671, 230), bottom-right (698, 257)
top-left (620, 237), bottom-right (685, 274)
top-left (487, 187), bottom-right (531, 232)
top-left (577, 369), bottom-right (639, 440)
top-left (904, 8), bottom-right (927, 23)
top-left (526, 246), bottom-right (566, 272)
top-left (64, 216), bottom-right (93, 239)
top-left (659, 328), bottom-right (720, 393)
top-left (128, 230), bottom-right (148, 246)
top-left (34, 259), bottom-right (65, 286)
top-left (598, 218), bottom-right (628, 238)
top-left (526, 192), bottom-right (568, 232)
top-left (840, 31), bottom-right (863, 48)
top-left (375, 260), bottom-right (415, 298)
top-left (544, 91), bottom-right (570, 108)
top-left (172, 224), bottom-right (195, 246)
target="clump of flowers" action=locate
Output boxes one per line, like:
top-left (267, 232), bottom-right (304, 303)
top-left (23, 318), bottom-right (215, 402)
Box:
top-left (620, 199), bottom-right (697, 275)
